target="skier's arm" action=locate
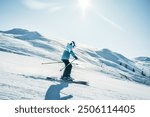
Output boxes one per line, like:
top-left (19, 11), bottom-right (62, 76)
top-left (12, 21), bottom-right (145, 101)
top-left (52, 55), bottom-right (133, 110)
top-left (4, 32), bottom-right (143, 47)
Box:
top-left (70, 51), bottom-right (78, 59)
top-left (70, 50), bottom-right (75, 57)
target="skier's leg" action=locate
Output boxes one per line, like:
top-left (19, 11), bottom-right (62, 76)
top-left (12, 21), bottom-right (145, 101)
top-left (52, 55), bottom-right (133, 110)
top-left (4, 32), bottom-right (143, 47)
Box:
top-left (67, 64), bottom-right (72, 77)
top-left (62, 60), bottom-right (70, 77)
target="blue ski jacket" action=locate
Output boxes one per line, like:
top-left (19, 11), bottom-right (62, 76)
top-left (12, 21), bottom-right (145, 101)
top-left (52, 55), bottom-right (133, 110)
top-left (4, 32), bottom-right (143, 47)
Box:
top-left (61, 43), bottom-right (76, 60)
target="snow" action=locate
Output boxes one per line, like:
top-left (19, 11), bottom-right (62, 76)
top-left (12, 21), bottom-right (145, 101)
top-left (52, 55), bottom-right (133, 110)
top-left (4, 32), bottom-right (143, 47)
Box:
top-left (0, 28), bottom-right (150, 100)
top-left (135, 57), bottom-right (150, 62)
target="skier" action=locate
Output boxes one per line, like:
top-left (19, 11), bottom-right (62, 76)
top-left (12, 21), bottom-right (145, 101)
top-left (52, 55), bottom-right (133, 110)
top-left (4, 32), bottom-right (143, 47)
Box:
top-left (61, 41), bottom-right (78, 81)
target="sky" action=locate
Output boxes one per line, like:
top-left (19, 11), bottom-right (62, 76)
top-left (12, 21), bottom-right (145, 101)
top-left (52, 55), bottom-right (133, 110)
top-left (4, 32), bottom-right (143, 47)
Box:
top-left (0, 0), bottom-right (150, 59)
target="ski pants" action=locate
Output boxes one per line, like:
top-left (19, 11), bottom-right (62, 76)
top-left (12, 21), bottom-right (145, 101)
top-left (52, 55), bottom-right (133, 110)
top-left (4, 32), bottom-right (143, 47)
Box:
top-left (62, 59), bottom-right (72, 77)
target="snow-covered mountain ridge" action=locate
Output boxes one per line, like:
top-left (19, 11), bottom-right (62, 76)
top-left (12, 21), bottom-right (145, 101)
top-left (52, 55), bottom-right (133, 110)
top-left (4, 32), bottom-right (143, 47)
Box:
top-left (0, 28), bottom-right (150, 100)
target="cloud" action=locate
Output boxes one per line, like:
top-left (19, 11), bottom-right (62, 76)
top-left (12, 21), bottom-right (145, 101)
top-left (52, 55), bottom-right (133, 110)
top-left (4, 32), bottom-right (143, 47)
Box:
top-left (49, 6), bottom-right (64, 13)
top-left (22, 0), bottom-right (64, 12)
top-left (22, 0), bottom-right (50, 10)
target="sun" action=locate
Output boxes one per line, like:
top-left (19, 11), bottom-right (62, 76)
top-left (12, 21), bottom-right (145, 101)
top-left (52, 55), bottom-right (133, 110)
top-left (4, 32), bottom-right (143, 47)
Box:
top-left (78, 0), bottom-right (92, 13)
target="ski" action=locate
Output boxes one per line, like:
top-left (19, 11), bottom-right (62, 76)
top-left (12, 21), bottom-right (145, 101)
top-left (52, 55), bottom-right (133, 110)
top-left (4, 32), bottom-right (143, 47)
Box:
top-left (46, 77), bottom-right (89, 86)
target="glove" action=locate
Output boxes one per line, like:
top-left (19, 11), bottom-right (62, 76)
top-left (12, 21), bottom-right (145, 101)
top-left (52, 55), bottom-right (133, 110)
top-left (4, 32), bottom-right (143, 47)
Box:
top-left (74, 56), bottom-right (78, 60)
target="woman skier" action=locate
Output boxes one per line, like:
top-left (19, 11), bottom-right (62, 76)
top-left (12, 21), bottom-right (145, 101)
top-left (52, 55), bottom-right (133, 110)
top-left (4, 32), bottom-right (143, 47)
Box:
top-left (61, 41), bottom-right (78, 81)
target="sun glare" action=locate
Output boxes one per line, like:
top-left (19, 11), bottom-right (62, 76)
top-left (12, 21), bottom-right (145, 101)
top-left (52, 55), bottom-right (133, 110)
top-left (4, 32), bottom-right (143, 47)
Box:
top-left (78, 0), bottom-right (92, 13)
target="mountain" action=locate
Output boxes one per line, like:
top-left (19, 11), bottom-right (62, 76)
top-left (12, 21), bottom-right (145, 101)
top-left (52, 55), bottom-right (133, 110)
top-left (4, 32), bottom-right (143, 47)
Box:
top-left (0, 28), bottom-right (29, 34)
top-left (0, 28), bottom-right (46, 41)
top-left (135, 57), bottom-right (150, 62)
top-left (0, 28), bottom-right (63, 60)
top-left (0, 28), bottom-right (150, 100)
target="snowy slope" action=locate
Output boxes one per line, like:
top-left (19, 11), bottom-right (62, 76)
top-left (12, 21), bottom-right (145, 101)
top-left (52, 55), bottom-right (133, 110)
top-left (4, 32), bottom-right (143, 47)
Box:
top-left (0, 28), bottom-right (150, 100)
top-left (135, 57), bottom-right (150, 62)
top-left (134, 57), bottom-right (150, 78)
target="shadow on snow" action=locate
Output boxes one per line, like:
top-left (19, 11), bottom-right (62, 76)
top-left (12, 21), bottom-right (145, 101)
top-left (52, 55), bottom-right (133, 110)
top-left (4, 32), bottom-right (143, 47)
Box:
top-left (45, 81), bottom-right (73, 100)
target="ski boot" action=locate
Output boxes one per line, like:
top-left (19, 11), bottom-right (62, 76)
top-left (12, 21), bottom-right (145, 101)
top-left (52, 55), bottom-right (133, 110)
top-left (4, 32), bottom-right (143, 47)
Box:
top-left (61, 76), bottom-right (74, 81)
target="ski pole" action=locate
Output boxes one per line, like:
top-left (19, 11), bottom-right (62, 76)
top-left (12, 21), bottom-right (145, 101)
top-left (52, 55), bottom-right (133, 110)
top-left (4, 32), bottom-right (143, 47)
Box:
top-left (60, 59), bottom-right (76, 71)
top-left (42, 61), bottom-right (78, 65)
top-left (42, 61), bottom-right (63, 65)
